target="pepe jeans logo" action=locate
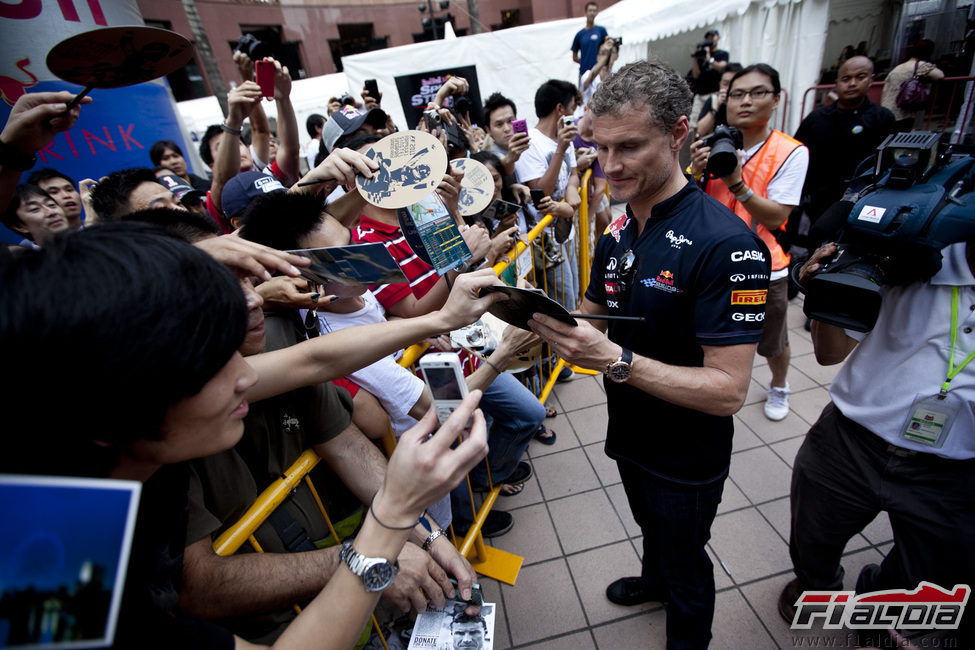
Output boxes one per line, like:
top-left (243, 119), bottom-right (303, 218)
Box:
top-left (665, 230), bottom-right (693, 249)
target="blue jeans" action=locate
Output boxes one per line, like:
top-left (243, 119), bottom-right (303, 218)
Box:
top-left (545, 239), bottom-right (579, 310)
top-left (617, 461), bottom-right (725, 650)
top-left (452, 372), bottom-right (545, 526)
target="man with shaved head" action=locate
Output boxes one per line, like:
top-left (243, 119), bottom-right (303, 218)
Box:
top-left (794, 56), bottom-right (895, 229)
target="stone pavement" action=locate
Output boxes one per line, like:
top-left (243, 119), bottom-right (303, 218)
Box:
top-left (474, 297), bottom-right (894, 649)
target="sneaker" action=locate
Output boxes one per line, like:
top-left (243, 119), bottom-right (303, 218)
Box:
top-left (764, 382), bottom-right (791, 421)
top-left (453, 510), bottom-right (514, 538)
top-left (556, 366), bottom-right (575, 383)
top-left (605, 577), bottom-right (667, 606)
top-left (777, 578), bottom-right (801, 624)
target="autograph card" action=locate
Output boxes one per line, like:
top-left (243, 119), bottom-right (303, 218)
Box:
top-left (357, 131), bottom-right (448, 209)
top-left (450, 158), bottom-right (494, 217)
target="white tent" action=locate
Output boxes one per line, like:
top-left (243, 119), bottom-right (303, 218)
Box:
top-left (342, 18), bottom-right (584, 131)
top-left (597, 0), bottom-right (833, 134)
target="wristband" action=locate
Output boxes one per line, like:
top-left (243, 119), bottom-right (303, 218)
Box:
top-left (422, 528), bottom-right (446, 551)
top-left (728, 180), bottom-right (745, 193)
top-left (481, 357), bottom-right (502, 374)
top-left (736, 187), bottom-right (755, 203)
top-left (0, 140), bottom-right (38, 171)
top-left (368, 495), bottom-right (417, 531)
top-left (221, 123), bottom-right (242, 136)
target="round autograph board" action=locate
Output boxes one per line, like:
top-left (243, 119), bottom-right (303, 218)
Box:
top-left (356, 131), bottom-right (448, 209)
top-left (450, 158), bottom-right (495, 217)
top-left (47, 26), bottom-right (194, 89)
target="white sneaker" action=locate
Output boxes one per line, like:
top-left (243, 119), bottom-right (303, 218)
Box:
top-left (764, 383), bottom-right (791, 421)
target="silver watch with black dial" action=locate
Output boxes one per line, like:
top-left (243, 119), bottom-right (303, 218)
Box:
top-left (606, 347), bottom-right (633, 383)
top-left (340, 541), bottom-right (399, 591)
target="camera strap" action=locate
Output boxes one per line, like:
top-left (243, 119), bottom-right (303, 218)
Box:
top-left (899, 287), bottom-right (974, 449)
top-left (943, 286), bottom-right (975, 396)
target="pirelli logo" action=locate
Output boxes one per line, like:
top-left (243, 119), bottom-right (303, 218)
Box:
top-left (731, 290), bottom-right (767, 305)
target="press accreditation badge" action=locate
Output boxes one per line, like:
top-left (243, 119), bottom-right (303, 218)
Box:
top-left (900, 392), bottom-right (963, 448)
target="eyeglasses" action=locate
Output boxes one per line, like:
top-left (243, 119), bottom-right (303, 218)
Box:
top-left (728, 88), bottom-right (775, 101)
top-left (617, 249), bottom-right (639, 300)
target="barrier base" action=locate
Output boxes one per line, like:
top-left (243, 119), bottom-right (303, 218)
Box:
top-left (568, 363), bottom-right (599, 376)
top-left (466, 543), bottom-right (524, 585)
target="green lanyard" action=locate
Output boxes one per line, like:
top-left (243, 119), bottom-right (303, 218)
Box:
top-left (942, 286), bottom-right (975, 397)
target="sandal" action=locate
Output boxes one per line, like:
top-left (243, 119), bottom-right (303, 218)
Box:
top-left (534, 424), bottom-right (557, 446)
top-left (545, 406), bottom-right (557, 418)
top-left (499, 482), bottom-right (525, 496)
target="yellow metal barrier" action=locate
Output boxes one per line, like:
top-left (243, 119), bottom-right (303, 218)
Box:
top-left (211, 449), bottom-right (390, 649)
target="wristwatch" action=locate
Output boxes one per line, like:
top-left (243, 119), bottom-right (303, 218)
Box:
top-left (340, 541), bottom-right (399, 592)
top-left (606, 348), bottom-right (633, 383)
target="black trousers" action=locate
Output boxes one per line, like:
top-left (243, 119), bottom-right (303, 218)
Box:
top-left (789, 402), bottom-right (975, 641)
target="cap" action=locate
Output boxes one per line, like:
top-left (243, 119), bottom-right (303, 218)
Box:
top-left (156, 173), bottom-right (204, 204)
top-left (221, 171), bottom-right (286, 218)
top-left (321, 105), bottom-right (388, 154)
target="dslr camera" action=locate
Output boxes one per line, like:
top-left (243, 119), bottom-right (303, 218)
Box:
top-left (338, 93), bottom-right (356, 107)
top-left (235, 34), bottom-right (271, 60)
top-left (701, 125), bottom-right (743, 178)
top-left (801, 131), bottom-right (975, 332)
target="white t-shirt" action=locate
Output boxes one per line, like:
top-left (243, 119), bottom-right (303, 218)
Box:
top-left (311, 292), bottom-right (424, 437)
top-left (743, 134), bottom-right (809, 279)
top-left (515, 128), bottom-right (578, 240)
top-left (831, 242), bottom-right (975, 460)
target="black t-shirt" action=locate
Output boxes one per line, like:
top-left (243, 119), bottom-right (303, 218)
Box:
top-left (586, 182), bottom-right (770, 483)
top-left (693, 49), bottom-right (729, 95)
top-left (794, 98), bottom-right (895, 219)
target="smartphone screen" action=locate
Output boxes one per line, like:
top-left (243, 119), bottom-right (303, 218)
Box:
top-left (423, 366), bottom-right (464, 401)
top-left (255, 61), bottom-right (274, 98)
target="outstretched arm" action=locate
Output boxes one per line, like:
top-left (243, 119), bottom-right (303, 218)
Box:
top-left (245, 270), bottom-right (503, 402)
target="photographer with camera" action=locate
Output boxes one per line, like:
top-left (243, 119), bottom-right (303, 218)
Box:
top-left (690, 63), bottom-right (808, 422)
top-left (688, 29), bottom-right (729, 132)
top-left (571, 2), bottom-right (609, 81)
top-left (778, 235), bottom-right (975, 647)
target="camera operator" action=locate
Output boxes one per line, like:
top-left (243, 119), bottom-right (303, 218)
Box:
top-left (688, 29), bottom-right (729, 132)
top-left (777, 239), bottom-right (975, 647)
top-left (693, 62), bottom-right (742, 139)
top-left (690, 63), bottom-right (809, 422)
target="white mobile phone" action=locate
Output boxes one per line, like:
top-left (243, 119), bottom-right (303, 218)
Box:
top-left (419, 352), bottom-right (469, 424)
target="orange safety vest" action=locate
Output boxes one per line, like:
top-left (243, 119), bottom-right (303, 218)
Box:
top-left (707, 130), bottom-right (801, 272)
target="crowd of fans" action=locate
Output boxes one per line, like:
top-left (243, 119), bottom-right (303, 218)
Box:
top-left (0, 12), bottom-right (970, 649)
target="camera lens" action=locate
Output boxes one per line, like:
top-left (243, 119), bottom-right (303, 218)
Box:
top-left (707, 140), bottom-right (738, 178)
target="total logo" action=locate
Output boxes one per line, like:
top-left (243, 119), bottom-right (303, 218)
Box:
top-left (732, 312), bottom-right (765, 322)
top-left (731, 250), bottom-right (766, 263)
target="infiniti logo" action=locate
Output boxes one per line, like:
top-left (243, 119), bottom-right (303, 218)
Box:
top-left (730, 273), bottom-right (746, 282)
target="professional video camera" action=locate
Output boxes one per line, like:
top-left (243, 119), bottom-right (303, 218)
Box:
top-left (235, 34), bottom-right (271, 61)
top-left (702, 125), bottom-right (743, 178)
top-left (800, 131), bottom-right (975, 332)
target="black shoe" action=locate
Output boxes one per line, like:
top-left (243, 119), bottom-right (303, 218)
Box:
top-left (778, 578), bottom-right (801, 624)
top-left (453, 510), bottom-right (514, 539)
top-left (472, 461), bottom-right (533, 491)
top-left (605, 577), bottom-right (666, 606)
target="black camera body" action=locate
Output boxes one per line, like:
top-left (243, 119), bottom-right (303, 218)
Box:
top-left (702, 125), bottom-right (743, 178)
top-left (338, 93), bottom-right (356, 107)
top-left (613, 36), bottom-right (623, 48)
top-left (802, 132), bottom-right (975, 332)
top-left (694, 39), bottom-right (714, 62)
top-left (454, 96), bottom-right (471, 116)
top-left (235, 34), bottom-right (271, 61)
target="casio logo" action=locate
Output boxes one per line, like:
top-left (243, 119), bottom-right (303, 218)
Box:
top-left (731, 250), bottom-right (766, 262)
top-left (732, 312), bottom-right (765, 322)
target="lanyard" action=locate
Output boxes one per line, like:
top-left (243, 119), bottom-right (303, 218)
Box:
top-left (942, 286), bottom-right (975, 396)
